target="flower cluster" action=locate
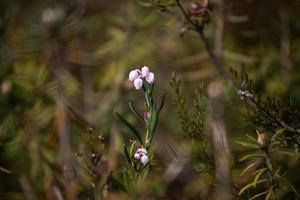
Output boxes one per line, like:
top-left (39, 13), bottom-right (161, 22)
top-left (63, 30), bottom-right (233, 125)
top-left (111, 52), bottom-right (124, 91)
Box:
top-left (128, 66), bottom-right (155, 90)
top-left (237, 89), bottom-right (253, 100)
top-left (133, 147), bottom-right (149, 166)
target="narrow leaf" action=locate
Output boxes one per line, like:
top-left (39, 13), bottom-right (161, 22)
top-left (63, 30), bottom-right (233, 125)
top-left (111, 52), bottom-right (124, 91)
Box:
top-left (241, 162), bottom-right (257, 176)
top-left (265, 188), bottom-right (273, 200)
top-left (129, 141), bottom-right (136, 158)
top-left (239, 153), bottom-right (262, 162)
top-left (239, 179), bottom-right (269, 195)
top-left (123, 144), bottom-right (132, 165)
top-left (107, 173), bottom-right (127, 193)
top-left (149, 108), bottom-right (159, 141)
top-left (115, 112), bottom-right (144, 145)
top-left (249, 190), bottom-right (268, 200)
top-left (158, 93), bottom-right (166, 111)
top-left (0, 166), bottom-right (12, 174)
top-left (253, 168), bottom-right (267, 187)
top-left (129, 102), bottom-right (147, 126)
top-left (236, 141), bottom-right (260, 148)
top-left (246, 134), bottom-right (258, 143)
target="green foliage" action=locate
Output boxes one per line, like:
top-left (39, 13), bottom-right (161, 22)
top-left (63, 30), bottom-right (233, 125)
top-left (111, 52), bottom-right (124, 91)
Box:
top-left (170, 74), bottom-right (213, 173)
top-left (235, 70), bottom-right (300, 199)
top-left (114, 76), bottom-right (164, 197)
top-left (1, 0), bottom-right (300, 199)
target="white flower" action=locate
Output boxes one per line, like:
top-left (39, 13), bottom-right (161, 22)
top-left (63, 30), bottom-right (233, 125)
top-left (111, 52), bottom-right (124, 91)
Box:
top-left (140, 154), bottom-right (149, 166)
top-left (128, 66), bottom-right (155, 89)
top-left (145, 72), bottom-right (155, 84)
top-left (134, 153), bottom-right (141, 160)
top-left (134, 78), bottom-right (143, 90)
top-left (129, 69), bottom-right (140, 81)
top-left (136, 148), bottom-right (147, 155)
top-left (141, 66), bottom-right (150, 78)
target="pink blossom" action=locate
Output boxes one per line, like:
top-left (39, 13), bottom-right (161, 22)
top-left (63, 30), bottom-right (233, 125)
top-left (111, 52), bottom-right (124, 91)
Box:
top-left (145, 72), bottom-right (155, 84)
top-left (134, 78), bottom-right (143, 90)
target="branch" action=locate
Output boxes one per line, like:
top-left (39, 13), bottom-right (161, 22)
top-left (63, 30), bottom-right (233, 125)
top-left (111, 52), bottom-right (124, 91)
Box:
top-left (175, 0), bottom-right (232, 81)
top-left (174, 0), bottom-right (300, 135)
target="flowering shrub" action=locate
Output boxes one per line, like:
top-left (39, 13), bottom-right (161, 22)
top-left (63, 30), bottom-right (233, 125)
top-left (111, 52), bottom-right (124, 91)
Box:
top-left (113, 66), bottom-right (165, 196)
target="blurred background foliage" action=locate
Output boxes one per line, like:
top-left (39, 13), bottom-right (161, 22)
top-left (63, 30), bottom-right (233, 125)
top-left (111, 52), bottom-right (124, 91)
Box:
top-left (0, 0), bottom-right (300, 199)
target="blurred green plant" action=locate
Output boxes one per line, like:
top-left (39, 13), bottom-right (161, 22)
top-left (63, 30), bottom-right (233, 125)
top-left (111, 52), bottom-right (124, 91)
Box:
top-left (170, 74), bottom-right (213, 174)
top-left (112, 66), bottom-right (165, 197)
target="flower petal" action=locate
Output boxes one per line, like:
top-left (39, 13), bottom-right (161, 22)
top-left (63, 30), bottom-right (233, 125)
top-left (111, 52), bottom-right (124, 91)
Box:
top-left (140, 154), bottom-right (149, 166)
top-left (141, 66), bottom-right (150, 78)
top-left (133, 78), bottom-right (143, 90)
top-left (146, 72), bottom-right (155, 84)
top-left (129, 69), bottom-right (140, 81)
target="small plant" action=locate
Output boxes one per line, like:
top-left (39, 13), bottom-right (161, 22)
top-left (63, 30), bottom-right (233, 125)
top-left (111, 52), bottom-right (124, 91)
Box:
top-left (170, 74), bottom-right (213, 173)
top-left (113, 66), bottom-right (165, 196)
top-left (234, 70), bottom-right (300, 200)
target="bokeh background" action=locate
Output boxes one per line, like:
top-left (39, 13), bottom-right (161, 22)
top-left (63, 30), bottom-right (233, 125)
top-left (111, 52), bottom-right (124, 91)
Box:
top-left (1, 0), bottom-right (300, 199)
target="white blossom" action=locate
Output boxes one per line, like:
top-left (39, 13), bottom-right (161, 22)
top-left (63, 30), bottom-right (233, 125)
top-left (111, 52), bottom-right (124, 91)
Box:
top-left (134, 147), bottom-right (149, 165)
top-left (129, 69), bottom-right (140, 81)
top-left (128, 66), bottom-right (155, 90)
top-left (145, 72), bottom-right (155, 84)
top-left (140, 154), bottom-right (149, 166)
top-left (134, 153), bottom-right (141, 160)
top-left (136, 148), bottom-right (147, 155)
top-left (134, 78), bottom-right (143, 90)
top-left (141, 66), bottom-right (150, 78)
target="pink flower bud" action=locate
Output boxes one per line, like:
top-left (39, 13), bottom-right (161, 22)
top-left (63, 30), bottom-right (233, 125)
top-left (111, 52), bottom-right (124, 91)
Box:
top-left (134, 78), bottom-right (143, 90)
top-left (146, 72), bottom-right (155, 84)
top-left (141, 66), bottom-right (150, 78)
top-left (129, 69), bottom-right (140, 81)
top-left (136, 148), bottom-right (147, 155)
top-left (134, 153), bottom-right (141, 160)
top-left (140, 154), bottom-right (149, 166)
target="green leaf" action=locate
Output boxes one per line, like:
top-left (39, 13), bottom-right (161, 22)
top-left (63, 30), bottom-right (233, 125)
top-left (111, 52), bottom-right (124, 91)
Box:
top-left (130, 142), bottom-right (136, 158)
top-left (253, 168), bottom-right (267, 187)
top-left (138, 165), bottom-right (149, 180)
top-left (122, 169), bottom-right (133, 193)
top-left (265, 188), bottom-right (274, 200)
top-left (129, 102), bottom-right (147, 126)
top-left (115, 112), bottom-right (144, 145)
top-left (239, 179), bottom-right (269, 195)
top-left (277, 150), bottom-right (295, 157)
top-left (241, 162), bottom-right (257, 176)
top-left (107, 173), bottom-right (127, 193)
top-left (236, 141), bottom-right (260, 148)
top-left (158, 93), bottom-right (166, 111)
top-left (271, 128), bottom-right (285, 142)
top-left (136, 0), bottom-right (154, 7)
top-left (249, 190), bottom-right (268, 200)
top-left (247, 134), bottom-right (258, 143)
top-left (149, 108), bottom-right (159, 142)
top-left (239, 153), bottom-right (262, 162)
top-left (123, 144), bottom-right (132, 165)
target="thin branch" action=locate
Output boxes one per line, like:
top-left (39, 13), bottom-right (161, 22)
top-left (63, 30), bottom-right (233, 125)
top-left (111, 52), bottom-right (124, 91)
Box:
top-left (174, 0), bottom-right (300, 135)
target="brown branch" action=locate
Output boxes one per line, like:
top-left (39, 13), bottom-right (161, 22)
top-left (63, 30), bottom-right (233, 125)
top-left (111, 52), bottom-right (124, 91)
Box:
top-left (174, 0), bottom-right (300, 135)
top-left (175, 0), bottom-right (232, 81)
